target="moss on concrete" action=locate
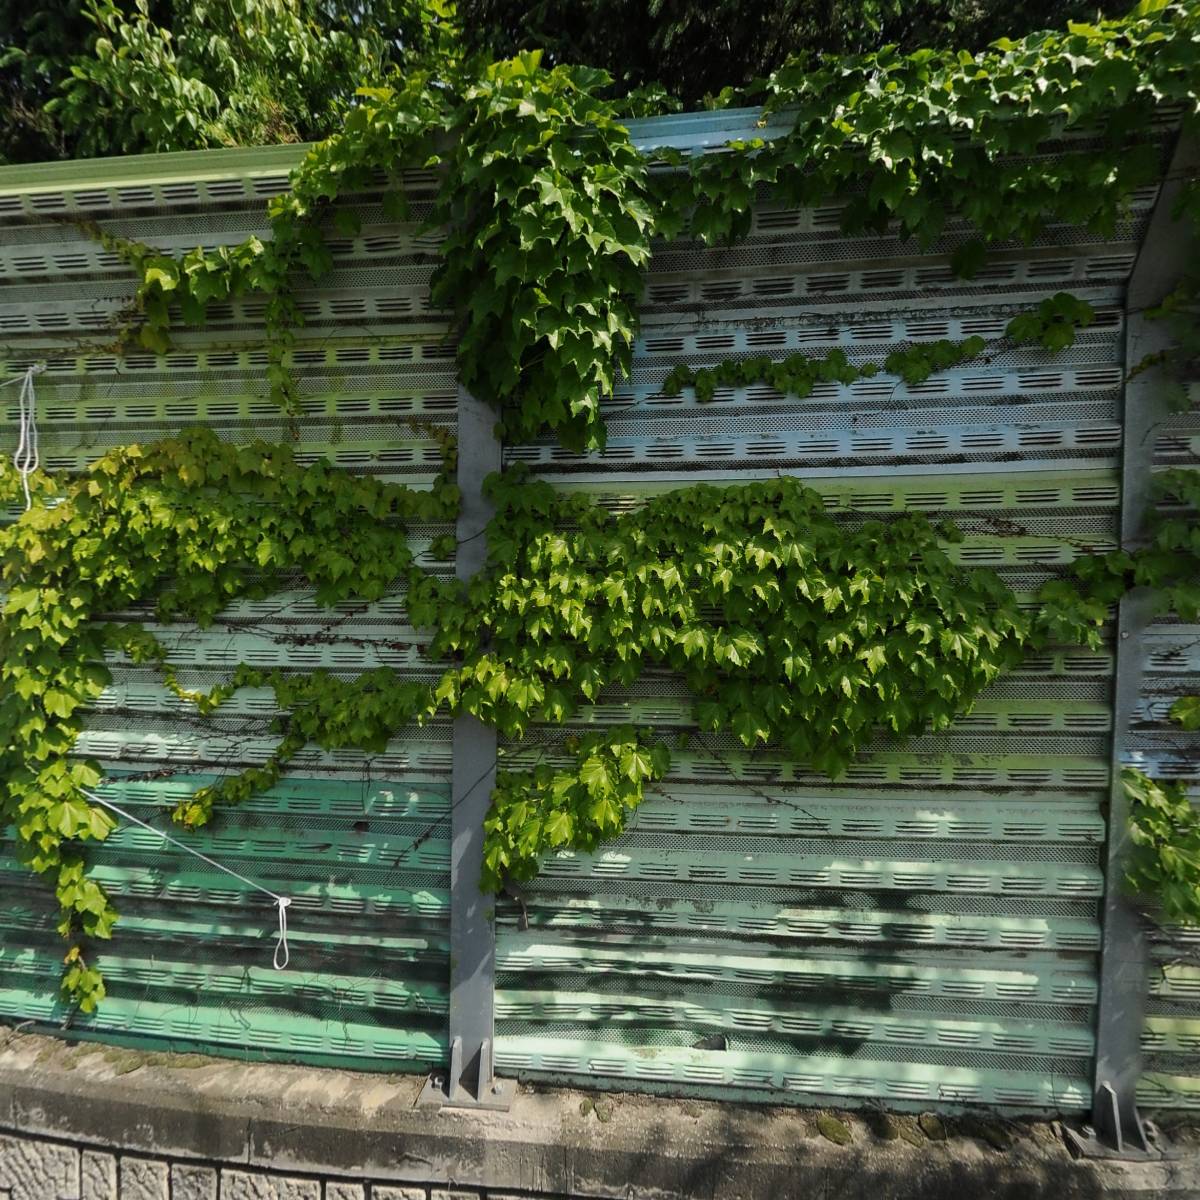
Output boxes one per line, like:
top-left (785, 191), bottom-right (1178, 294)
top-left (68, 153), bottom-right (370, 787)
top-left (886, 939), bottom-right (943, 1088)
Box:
top-left (918, 1114), bottom-right (947, 1141)
top-left (816, 1113), bottom-right (853, 1146)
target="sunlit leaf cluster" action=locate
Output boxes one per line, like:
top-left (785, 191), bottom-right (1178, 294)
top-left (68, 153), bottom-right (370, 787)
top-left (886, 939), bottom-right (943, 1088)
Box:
top-left (438, 469), bottom-right (1041, 779)
top-left (0, 429), bottom-right (457, 1007)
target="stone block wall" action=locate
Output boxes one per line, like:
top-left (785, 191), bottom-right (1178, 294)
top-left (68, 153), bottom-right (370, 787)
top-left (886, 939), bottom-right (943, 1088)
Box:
top-left (0, 1134), bottom-right (518, 1200)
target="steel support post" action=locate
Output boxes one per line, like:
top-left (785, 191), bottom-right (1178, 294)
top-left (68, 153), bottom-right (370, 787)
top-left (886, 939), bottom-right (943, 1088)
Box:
top-left (1075, 131), bottom-right (1200, 1159)
top-left (419, 387), bottom-right (515, 1110)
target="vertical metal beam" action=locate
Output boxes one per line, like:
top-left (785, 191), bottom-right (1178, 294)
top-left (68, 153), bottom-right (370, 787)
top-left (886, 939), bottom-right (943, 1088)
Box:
top-left (419, 386), bottom-right (514, 1110)
top-left (1088, 131), bottom-right (1199, 1154)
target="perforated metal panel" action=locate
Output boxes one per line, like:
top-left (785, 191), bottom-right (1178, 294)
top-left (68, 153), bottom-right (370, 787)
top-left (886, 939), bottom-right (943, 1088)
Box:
top-left (0, 112), bottom-right (1188, 1105)
top-left (491, 115), bottom-right (1181, 1111)
top-left (1135, 538), bottom-right (1200, 1108)
top-left (0, 149), bottom-right (453, 1070)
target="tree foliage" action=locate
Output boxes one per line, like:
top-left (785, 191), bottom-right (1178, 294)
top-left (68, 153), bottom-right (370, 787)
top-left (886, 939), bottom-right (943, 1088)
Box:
top-left (458, 0), bottom-right (1130, 110)
top-left (0, 0), bottom-right (458, 162)
top-left (0, 0), bottom-right (1144, 163)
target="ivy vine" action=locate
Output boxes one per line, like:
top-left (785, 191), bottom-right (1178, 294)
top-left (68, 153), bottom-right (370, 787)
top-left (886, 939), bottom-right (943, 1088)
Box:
top-left (430, 55), bottom-right (654, 451)
top-left (100, 53), bottom-right (654, 447)
top-left (660, 293), bottom-right (1096, 402)
top-left (1124, 768), bottom-right (1200, 927)
top-left (1063, 465), bottom-right (1200, 928)
top-left (654, 3), bottom-right (1200, 259)
top-left (5, 1), bottom-right (1200, 1007)
top-left (93, 5), bottom-right (1200, 443)
top-left (3, 418), bottom-right (1114, 1009)
top-left (0, 430), bottom-right (458, 1009)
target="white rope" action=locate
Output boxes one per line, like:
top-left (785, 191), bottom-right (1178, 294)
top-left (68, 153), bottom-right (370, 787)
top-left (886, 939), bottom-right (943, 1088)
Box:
top-left (274, 894), bottom-right (290, 970)
top-left (6, 364), bottom-right (293, 967)
top-left (81, 787), bottom-right (293, 971)
top-left (5, 364), bottom-right (45, 511)
top-left (0, 365), bottom-right (40, 386)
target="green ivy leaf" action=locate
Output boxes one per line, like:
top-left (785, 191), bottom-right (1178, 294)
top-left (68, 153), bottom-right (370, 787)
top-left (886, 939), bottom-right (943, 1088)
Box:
top-left (1170, 695), bottom-right (1200, 730)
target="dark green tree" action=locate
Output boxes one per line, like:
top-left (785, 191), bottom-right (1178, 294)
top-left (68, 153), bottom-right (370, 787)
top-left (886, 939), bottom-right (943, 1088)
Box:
top-left (3, 0), bottom-right (1137, 162)
top-left (457, 0), bottom-right (1128, 109)
top-left (0, 0), bottom-right (459, 163)
top-left (0, 0), bottom-right (98, 162)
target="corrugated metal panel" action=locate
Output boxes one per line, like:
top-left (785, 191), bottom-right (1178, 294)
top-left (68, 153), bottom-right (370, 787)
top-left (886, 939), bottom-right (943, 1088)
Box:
top-left (0, 110), bottom-right (1189, 1105)
top-left (492, 122), bottom-right (1179, 1111)
top-left (1136, 541), bottom-right (1200, 1108)
top-left (0, 150), bottom-right (452, 1070)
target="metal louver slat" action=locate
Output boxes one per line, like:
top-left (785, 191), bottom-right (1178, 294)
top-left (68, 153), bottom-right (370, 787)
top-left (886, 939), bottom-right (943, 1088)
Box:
top-left (1137, 616), bottom-right (1200, 1110)
top-left (491, 122), bottom-right (1180, 1112)
top-left (0, 150), bottom-right (453, 1072)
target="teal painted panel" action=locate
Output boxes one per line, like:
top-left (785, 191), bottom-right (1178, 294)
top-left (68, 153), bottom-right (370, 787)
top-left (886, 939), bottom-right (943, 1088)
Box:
top-left (0, 118), bottom-right (1181, 1107)
top-left (0, 155), bottom-right (453, 1070)
top-left (0, 774), bottom-right (450, 1068)
top-left (1134, 623), bottom-right (1200, 1110)
top-left (493, 1036), bottom-right (1091, 1109)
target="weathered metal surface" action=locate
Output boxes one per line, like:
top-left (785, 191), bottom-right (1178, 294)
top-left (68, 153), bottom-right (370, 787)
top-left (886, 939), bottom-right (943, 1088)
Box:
top-left (492, 121), bottom-right (1178, 1111)
top-left (0, 151), bottom-right (453, 1071)
top-left (0, 109), bottom-right (1193, 1110)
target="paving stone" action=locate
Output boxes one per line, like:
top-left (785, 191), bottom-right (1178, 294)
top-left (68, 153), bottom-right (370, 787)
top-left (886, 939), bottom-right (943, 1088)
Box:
top-left (80, 1152), bottom-right (116, 1200)
top-left (117, 1159), bottom-right (168, 1200)
top-left (918, 1113), bottom-right (947, 1142)
top-left (0, 1135), bottom-right (80, 1200)
top-left (218, 1171), bottom-right (320, 1200)
top-left (891, 1114), bottom-right (925, 1147)
top-left (371, 1189), bottom-right (428, 1200)
top-left (171, 1165), bottom-right (218, 1200)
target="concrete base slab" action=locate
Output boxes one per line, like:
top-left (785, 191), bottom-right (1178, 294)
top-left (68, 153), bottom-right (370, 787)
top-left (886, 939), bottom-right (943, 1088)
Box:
top-left (2, 1028), bottom-right (1199, 1199)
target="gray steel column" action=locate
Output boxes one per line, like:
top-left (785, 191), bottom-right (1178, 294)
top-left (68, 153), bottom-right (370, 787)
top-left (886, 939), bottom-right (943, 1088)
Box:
top-left (1089, 131), bottom-right (1199, 1153)
top-left (421, 386), bottom-right (513, 1108)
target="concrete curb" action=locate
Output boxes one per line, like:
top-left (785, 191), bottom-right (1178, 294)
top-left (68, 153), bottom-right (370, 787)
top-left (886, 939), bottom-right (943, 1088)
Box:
top-left (2, 1031), bottom-right (1198, 1199)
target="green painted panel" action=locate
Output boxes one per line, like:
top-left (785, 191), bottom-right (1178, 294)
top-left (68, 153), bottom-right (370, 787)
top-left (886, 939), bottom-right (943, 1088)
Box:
top-left (0, 772), bottom-right (450, 1068)
top-left (0, 142), bottom-right (310, 193)
top-left (494, 1036), bottom-right (1091, 1110)
top-left (0, 153), bottom-right (452, 1070)
top-left (0, 124), bottom-right (1172, 1109)
top-left (1132, 631), bottom-right (1200, 1105)
top-left (1139, 916), bottom-right (1200, 1109)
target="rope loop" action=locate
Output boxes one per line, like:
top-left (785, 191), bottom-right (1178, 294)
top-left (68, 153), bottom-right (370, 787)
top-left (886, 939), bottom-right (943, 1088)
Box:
top-left (7, 364), bottom-right (45, 511)
top-left (274, 897), bottom-right (292, 970)
top-left (80, 787), bottom-right (295, 972)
